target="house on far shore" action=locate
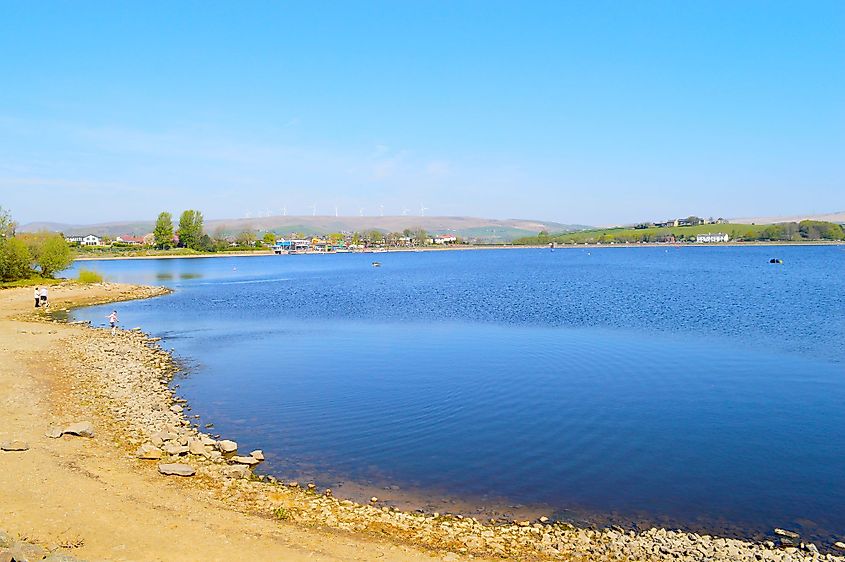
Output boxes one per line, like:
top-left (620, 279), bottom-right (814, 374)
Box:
top-left (695, 233), bottom-right (730, 243)
top-left (115, 235), bottom-right (146, 245)
top-left (433, 234), bottom-right (458, 244)
top-left (65, 234), bottom-right (102, 246)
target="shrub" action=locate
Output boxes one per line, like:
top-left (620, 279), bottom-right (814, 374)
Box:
top-left (273, 506), bottom-right (290, 520)
top-left (0, 237), bottom-right (34, 281)
top-left (77, 269), bottom-right (104, 283)
top-left (19, 232), bottom-right (73, 277)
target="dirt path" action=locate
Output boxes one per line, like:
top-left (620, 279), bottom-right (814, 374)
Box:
top-left (0, 283), bottom-right (460, 562)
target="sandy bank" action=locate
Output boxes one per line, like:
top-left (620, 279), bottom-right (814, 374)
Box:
top-left (1, 282), bottom-right (843, 561)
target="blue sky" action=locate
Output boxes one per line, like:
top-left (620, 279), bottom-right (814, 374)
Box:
top-left (1, 1), bottom-right (842, 226)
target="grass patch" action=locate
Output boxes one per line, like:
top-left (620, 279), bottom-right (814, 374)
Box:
top-left (0, 276), bottom-right (63, 289)
top-left (273, 506), bottom-right (290, 521)
top-left (76, 269), bottom-right (104, 283)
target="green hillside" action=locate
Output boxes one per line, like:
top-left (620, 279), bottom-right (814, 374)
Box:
top-left (514, 220), bottom-right (845, 245)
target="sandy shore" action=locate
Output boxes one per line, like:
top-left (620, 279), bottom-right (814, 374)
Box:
top-left (1, 282), bottom-right (843, 561)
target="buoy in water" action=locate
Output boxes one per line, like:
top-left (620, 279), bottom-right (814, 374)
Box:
top-left (371, 261), bottom-right (381, 267)
top-left (769, 258), bottom-right (783, 264)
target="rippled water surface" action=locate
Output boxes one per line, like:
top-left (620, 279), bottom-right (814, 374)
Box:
top-left (68, 247), bottom-right (845, 542)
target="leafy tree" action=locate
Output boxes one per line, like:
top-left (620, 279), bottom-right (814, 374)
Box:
top-left (177, 210), bottom-right (204, 249)
top-left (153, 212), bottom-right (174, 248)
top-left (414, 228), bottom-right (428, 245)
top-left (328, 232), bottom-right (344, 243)
top-left (196, 234), bottom-right (216, 252)
top-left (235, 230), bottom-right (257, 246)
top-left (0, 237), bottom-right (32, 281)
top-left (351, 232), bottom-right (361, 246)
top-left (369, 230), bottom-right (384, 243)
top-left (799, 220), bottom-right (844, 240)
top-left (0, 206), bottom-right (16, 239)
top-left (22, 232), bottom-right (72, 277)
top-left (262, 232), bottom-right (276, 245)
top-left (385, 231), bottom-right (401, 247)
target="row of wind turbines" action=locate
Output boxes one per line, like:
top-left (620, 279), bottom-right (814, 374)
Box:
top-left (245, 204), bottom-right (430, 218)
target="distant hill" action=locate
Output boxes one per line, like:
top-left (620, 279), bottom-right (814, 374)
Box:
top-left (19, 215), bottom-right (590, 243)
top-left (730, 211), bottom-right (845, 225)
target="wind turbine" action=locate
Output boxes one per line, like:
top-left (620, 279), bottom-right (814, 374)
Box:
top-left (335, 205), bottom-right (338, 218)
top-left (420, 204), bottom-right (428, 217)
top-left (312, 203), bottom-right (317, 217)
top-left (402, 208), bottom-right (409, 216)
top-left (359, 208), bottom-right (364, 217)
top-left (282, 206), bottom-right (287, 217)
top-left (380, 204), bottom-right (384, 217)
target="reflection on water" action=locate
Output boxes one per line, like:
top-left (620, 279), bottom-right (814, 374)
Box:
top-left (155, 272), bottom-right (201, 280)
top-left (67, 247), bottom-right (845, 544)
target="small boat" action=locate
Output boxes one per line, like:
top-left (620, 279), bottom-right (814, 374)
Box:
top-left (769, 258), bottom-right (783, 264)
top-left (371, 261), bottom-right (382, 267)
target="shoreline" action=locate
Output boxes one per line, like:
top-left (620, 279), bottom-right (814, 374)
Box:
top-left (2, 283), bottom-right (843, 560)
top-left (70, 240), bottom-right (845, 261)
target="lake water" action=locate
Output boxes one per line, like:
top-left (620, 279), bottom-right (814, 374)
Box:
top-left (67, 246), bottom-right (845, 544)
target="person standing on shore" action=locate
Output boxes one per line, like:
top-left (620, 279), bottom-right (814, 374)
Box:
top-left (34, 287), bottom-right (40, 308)
top-left (107, 310), bottom-right (118, 336)
top-left (39, 286), bottom-right (48, 308)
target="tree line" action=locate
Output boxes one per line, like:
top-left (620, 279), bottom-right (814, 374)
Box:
top-left (0, 207), bottom-right (74, 282)
top-left (152, 210), bottom-right (436, 250)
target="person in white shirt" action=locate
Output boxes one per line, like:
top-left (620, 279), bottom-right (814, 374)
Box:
top-left (39, 286), bottom-right (48, 308)
top-left (107, 310), bottom-right (118, 336)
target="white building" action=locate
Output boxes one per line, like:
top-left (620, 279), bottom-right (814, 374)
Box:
top-left (695, 233), bottom-right (730, 243)
top-left (66, 234), bottom-right (102, 246)
top-left (433, 235), bottom-right (457, 244)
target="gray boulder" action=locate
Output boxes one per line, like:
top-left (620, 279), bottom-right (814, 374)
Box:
top-left (158, 463), bottom-right (195, 476)
top-left (217, 440), bottom-right (237, 454)
top-left (45, 427), bottom-right (64, 439)
top-left (62, 421), bottom-right (95, 438)
top-left (9, 541), bottom-right (47, 562)
top-left (187, 438), bottom-right (209, 457)
top-left (135, 443), bottom-right (163, 460)
top-left (222, 465), bottom-right (250, 479)
top-left (44, 554), bottom-right (87, 562)
top-left (0, 441), bottom-right (29, 452)
top-left (162, 442), bottom-right (188, 456)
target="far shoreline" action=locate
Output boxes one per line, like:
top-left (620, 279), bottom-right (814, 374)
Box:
top-left (72, 240), bottom-right (845, 262)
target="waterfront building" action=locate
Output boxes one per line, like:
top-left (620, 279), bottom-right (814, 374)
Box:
top-left (65, 234), bottom-right (102, 246)
top-left (695, 233), bottom-right (730, 243)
